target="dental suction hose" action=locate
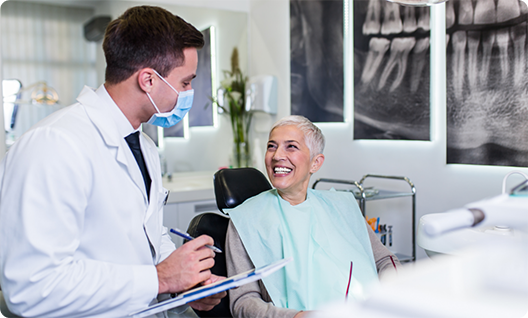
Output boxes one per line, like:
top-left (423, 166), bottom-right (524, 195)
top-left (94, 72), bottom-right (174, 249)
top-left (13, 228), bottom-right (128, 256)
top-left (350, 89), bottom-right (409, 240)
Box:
top-left (422, 208), bottom-right (485, 237)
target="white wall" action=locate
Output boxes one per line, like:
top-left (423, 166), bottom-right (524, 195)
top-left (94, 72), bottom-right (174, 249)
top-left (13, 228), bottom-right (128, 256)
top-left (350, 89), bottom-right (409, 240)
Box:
top-left (247, 0), bottom-right (528, 260)
top-left (124, 0), bottom-right (250, 13)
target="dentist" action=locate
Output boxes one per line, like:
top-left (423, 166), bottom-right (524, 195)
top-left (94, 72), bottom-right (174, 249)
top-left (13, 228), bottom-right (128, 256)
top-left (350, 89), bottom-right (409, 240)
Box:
top-left (0, 6), bottom-right (224, 318)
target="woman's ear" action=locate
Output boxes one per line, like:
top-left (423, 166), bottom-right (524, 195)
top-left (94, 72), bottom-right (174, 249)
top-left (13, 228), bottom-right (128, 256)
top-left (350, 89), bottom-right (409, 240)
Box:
top-left (310, 154), bottom-right (325, 174)
top-left (137, 68), bottom-right (155, 93)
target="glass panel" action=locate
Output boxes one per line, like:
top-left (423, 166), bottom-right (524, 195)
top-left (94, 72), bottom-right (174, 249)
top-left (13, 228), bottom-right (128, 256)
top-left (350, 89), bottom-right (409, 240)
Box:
top-left (188, 26), bottom-right (214, 127)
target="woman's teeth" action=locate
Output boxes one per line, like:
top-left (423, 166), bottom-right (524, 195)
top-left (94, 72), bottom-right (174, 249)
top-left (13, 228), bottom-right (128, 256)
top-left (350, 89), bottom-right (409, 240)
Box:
top-left (274, 167), bottom-right (292, 174)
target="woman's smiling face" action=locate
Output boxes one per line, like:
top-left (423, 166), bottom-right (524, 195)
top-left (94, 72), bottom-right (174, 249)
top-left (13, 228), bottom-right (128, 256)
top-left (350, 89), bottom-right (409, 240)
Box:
top-left (265, 125), bottom-right (323, 204)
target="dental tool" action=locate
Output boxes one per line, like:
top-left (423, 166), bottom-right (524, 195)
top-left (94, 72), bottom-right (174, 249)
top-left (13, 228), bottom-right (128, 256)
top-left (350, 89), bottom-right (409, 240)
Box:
top-left (422, 179), bottom-right (528, 237)
top-left (388, 225), bottom-right (393, 246)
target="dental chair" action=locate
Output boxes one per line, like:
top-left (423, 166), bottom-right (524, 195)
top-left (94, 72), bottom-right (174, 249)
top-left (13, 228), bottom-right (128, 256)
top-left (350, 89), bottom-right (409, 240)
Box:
top-left (186, 167), bottom-right (272, 318)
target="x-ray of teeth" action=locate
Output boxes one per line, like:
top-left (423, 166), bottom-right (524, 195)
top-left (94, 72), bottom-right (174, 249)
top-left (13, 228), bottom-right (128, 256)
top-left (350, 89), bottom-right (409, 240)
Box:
top-left (188, 27), bottom-right (213, 128)
top-left (290, 0), bottom-right (344, 123)
top-left (447, 0), bottom-right (528, 167)
top-left (354, 0), bottom-right (431, 140)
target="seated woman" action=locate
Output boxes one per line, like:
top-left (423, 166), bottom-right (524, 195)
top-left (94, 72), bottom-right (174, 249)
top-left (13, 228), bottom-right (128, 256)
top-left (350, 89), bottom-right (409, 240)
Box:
top-left (225, 115), bottom-right (400, 318)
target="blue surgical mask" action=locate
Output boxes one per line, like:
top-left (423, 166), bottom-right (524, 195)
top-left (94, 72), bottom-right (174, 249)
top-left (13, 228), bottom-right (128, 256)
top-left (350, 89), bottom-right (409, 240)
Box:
top-left (146, 70), bottom-right (194, 128)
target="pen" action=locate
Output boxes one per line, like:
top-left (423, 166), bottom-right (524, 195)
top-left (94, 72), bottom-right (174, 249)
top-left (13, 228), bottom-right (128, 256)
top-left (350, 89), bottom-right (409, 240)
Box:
top-left (170, 228), bottom-right (223, 253)
top-left (345, 261), bottom-right (353, 300)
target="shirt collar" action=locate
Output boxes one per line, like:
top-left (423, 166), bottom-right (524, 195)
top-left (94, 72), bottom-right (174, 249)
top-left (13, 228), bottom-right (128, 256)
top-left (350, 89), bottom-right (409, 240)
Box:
top-left (95, 84), bottom-right (137, 138)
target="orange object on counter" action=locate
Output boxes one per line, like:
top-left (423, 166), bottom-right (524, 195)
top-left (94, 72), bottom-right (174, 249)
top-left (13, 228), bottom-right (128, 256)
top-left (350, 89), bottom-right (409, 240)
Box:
top-left (366, 216), bottom-right (377, 232)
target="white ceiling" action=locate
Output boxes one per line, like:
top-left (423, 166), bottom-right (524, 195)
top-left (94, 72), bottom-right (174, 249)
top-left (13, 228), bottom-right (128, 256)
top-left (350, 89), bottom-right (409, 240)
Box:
top-left (5, 0), bottom-right (102, 8)
top-left (7, 0), bottom-right (250, 12)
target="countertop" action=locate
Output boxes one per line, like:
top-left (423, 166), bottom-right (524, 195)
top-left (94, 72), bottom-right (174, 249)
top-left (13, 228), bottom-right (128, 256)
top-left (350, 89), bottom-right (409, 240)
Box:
top-left (162, 170), bottom-right (216, 204)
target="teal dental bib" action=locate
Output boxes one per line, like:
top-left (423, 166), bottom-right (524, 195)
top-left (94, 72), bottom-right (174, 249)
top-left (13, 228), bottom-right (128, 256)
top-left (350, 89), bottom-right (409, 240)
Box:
top-left (228, 189), bottom-right (379, 311)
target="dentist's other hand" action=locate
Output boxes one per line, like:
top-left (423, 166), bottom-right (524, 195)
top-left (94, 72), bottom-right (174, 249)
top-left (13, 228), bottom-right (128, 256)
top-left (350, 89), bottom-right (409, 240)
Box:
top-left (189, 274), bottom-right (227, 311)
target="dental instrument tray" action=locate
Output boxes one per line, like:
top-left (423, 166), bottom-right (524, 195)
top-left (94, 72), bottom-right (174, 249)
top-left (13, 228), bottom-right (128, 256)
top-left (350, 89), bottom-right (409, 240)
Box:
top-left (312, 174), bottom-right (416, 262)
top-left (352, 187), bottom-right (379, 198)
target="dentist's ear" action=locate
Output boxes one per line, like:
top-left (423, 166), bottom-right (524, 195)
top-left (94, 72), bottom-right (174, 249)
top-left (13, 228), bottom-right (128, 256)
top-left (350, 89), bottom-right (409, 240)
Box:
top-left (137, 68), bottom-right (156, 93)
top-left (310, 154), bottom-right (325, 174)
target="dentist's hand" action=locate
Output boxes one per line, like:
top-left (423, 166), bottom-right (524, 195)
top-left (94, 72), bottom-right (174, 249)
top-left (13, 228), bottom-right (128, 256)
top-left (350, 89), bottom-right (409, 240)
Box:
top-left (189, 274), bottom-right (227, 311)
top-left (156, 235), bottom-right (215, 294)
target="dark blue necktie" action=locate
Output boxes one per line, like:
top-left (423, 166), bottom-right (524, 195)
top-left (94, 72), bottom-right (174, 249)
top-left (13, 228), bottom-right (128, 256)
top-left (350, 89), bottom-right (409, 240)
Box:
top-left (125, 131), bottom-right (151, 200)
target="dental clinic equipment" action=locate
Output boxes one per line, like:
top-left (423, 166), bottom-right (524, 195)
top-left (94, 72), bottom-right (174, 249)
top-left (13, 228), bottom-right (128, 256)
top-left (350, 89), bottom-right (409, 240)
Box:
top-left (310, 174), bottom-right (528, 318)
top-left (3, 80), bottom-right (61, 148)
top-left (2, 81), bottom-right (60, 106)
top-left (422, 174), bottom-right (528, 238)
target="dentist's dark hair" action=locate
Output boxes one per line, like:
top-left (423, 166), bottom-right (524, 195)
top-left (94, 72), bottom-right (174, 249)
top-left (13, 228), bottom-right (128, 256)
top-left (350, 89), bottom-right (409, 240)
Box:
top-left (103, 5), bottom-right (204, 84)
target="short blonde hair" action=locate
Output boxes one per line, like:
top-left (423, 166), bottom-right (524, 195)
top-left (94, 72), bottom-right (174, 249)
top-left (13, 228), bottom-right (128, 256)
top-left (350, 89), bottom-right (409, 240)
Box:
top-left (270, 115), bottom-right (325, 158)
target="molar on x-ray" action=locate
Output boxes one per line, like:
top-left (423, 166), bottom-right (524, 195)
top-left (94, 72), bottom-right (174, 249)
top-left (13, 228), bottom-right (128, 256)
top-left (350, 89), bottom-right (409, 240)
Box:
top-left (354, 0), bottom-right (430, 140)
top-left (446, 0), bottom-right (528, 167)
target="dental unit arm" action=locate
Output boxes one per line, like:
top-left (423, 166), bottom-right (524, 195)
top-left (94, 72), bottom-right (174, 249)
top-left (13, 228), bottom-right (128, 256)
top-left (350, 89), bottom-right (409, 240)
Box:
top-left (422, 179), bottom-right (528, 237)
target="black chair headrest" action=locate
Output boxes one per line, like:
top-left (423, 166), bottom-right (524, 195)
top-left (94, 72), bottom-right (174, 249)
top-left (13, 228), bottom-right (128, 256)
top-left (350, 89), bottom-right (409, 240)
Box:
top-left (214, 167), bottom-right (272, 213)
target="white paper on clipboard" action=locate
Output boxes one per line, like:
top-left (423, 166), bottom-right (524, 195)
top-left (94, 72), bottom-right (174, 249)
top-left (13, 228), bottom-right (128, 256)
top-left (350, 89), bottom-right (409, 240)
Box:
top-left (129, 257), bottom-right (293, 318)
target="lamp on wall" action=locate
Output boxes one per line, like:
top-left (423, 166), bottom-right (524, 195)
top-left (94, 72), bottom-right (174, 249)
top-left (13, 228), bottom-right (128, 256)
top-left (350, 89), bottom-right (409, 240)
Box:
top-left (83, 16), bottom-right (112, 42)
top-left (27, 82), bottom-right (59, 105)
top-left (2, 80), bottom-right (60, 148)
top-left (3, 81), bottom-right (60, 106)
top-left (387, 0), bottom-right (447, 6)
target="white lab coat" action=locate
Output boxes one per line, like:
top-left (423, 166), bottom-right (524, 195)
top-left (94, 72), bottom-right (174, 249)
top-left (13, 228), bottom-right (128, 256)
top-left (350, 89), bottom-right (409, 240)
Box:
top-left (0, 86), bottom-right (176, 317)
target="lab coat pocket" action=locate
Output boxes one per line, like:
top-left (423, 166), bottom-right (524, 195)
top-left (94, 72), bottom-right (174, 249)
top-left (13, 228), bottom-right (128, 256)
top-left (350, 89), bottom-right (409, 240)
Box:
top-left (156, 187), bottom-right (170, 230)
top-left (144, 187), bottom-right (169, 261)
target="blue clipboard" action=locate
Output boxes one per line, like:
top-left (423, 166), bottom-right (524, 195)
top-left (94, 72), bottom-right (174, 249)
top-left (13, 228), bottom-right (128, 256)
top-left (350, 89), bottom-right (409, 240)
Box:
top-left (129, 257), bottom-right (293, 318)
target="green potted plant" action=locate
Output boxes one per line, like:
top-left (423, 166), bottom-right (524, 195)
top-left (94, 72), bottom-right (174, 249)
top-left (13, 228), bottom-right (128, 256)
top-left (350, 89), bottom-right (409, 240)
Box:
top-left (217, 48), bottom-right (253, 168)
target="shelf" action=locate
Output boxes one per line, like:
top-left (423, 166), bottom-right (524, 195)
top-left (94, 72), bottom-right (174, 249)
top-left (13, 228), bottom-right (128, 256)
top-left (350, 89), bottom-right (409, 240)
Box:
top-left (357, 189), bottom-right (415, 201)
top-left (394, 253), bottom-right (413, 263)
top-left (336, 189), bottom-right (414, 201)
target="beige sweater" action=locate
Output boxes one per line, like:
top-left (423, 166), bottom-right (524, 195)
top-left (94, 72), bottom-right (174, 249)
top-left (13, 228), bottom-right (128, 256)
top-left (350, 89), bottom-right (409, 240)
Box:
top-left (226, 219), bottom-right (400, 318)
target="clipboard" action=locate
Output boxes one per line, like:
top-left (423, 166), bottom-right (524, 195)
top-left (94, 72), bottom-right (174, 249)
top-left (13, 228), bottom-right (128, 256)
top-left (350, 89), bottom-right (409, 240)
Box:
top-left (129, 257), bottom-right (293, 318)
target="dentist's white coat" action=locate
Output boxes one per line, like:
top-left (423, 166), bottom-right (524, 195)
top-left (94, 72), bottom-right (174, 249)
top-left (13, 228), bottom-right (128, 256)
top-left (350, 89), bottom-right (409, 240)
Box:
top-left (0, 86), bottom-right (175, 317)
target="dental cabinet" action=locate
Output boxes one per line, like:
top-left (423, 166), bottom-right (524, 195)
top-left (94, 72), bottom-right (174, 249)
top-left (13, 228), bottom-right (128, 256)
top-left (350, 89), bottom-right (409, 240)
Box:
top-left (312, 174), bottom-right (416, 262)
top-left (162, 171), bottom-right (224, 247)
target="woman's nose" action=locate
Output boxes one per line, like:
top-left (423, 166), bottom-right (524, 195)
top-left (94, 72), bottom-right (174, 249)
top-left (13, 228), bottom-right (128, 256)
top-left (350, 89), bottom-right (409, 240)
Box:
top-left (272, 147), bottom-right (285, 160)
